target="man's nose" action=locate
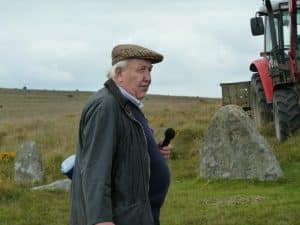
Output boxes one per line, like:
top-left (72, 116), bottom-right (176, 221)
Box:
top-left (144, 71), bottom-right (151, 82)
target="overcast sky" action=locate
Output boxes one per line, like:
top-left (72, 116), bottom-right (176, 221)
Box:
top-left (0, 0), bottom-right (264, 97)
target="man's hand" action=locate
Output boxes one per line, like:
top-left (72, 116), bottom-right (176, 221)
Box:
top-left (159, 143), bottom-right (173, 160)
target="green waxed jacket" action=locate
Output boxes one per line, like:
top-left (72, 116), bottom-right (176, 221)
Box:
top-left (70, 79), bottom-right (153, 225)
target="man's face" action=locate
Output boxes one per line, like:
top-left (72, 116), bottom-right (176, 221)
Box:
top-left (116, 59), bottom-right (153, 100)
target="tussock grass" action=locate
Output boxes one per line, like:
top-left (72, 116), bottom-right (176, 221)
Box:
top-left (1, 88), bottom-right (300, 225)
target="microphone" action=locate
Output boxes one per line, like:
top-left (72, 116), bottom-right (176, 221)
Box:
top-left (161, 128), bottom-right (176, 147)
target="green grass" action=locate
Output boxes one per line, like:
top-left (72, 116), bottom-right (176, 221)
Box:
top-left (161, 158), bottom-right (300, 225)
top-left (1, 88), bottom-right (300, 225)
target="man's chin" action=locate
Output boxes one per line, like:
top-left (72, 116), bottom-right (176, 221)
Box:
top-left (137, 92), bottom-right (147, 100)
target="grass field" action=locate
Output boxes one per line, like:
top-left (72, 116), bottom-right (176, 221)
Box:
top-left (0, 88), bottom-right (300, 225)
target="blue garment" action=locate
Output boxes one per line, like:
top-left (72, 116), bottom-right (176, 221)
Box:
top-left (128, 103), bottom-right (170, 225)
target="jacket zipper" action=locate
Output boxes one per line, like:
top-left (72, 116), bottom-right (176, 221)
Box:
top-left (124, 107), bottom-right (150, 196)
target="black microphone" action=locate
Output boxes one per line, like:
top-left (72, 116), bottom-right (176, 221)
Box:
top-left (161, 128), bottom-right (176, 147)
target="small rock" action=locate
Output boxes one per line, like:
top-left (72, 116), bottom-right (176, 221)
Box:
top-left (32, 179), bottom-right (71, 191)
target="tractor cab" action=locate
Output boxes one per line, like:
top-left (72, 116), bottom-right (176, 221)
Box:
top-left (249, 0), bottom-right (300, 141)
top-left (251, 1), bottom-right (300, 85)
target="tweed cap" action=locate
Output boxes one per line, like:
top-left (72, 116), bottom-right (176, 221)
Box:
top-left (111, 44), bottom-right (163, 65)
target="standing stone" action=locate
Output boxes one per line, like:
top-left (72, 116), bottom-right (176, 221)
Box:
top-left (200, 105), bottom-right (283, 181)
top-left (14, 141), bottom-right (43, 183)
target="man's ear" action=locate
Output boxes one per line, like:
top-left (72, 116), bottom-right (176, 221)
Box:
top-left (114, 67), bottom-right (123, 83)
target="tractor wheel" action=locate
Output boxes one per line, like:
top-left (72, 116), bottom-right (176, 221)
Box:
top-left (273, 88), bottom-right (300, 141)
top-left (250, 73), bottom-right (273, 127)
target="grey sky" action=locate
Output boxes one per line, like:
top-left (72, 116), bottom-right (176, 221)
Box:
top-left (0, 0), bottom-right (264, 97)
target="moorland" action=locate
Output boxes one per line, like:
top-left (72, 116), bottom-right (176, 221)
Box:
top-left (0, 88), bottom-right (300, 225)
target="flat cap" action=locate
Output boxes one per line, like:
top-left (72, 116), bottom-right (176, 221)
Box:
top-left (111, 44), bottom-right (163, 65)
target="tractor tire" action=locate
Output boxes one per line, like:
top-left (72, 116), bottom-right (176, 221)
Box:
top-left (250, 73), bottom-right (273, 128)
top-left (273, 88), bottom-right (300, 141)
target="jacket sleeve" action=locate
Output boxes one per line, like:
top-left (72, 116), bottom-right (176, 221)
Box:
top-left (79, 98), bottom-right (118, 225)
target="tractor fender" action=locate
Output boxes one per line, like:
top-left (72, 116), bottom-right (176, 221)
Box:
top-left (249, 58), bottom-right (273, 103)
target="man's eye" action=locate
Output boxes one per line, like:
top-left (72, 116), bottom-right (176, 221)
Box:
top-left (137, 66), bottom-right (152, 72)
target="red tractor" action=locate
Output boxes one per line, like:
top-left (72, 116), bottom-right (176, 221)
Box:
top-left (250, 0), bottom-right (300, 141)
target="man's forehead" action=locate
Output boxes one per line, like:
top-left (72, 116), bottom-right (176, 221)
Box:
top-left (128, 59), bottom-right (153, 67)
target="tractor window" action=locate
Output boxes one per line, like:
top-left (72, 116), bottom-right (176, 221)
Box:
top-left (282, 12), bottom-right (289, 49)
top-left (282, 10), bottom-right (300, 49)
top-left (265, 16), bottom-right (279, 52)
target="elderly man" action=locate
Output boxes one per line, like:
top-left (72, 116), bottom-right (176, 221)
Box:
top-left (70, 44), bottom-right (172, 225)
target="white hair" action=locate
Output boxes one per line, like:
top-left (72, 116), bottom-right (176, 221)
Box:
top-left (106, 60), bottom-right (128, 79)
